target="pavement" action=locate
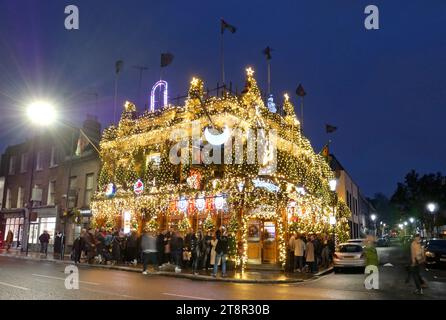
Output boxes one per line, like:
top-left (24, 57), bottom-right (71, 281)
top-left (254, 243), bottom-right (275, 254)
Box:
top-left (0, 248), bottom-right (330, 284)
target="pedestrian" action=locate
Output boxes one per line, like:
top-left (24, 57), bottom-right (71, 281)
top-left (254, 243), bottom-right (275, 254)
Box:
top-left (293, 234), bottom-right (306, 272)
top-left (191, 231), bottom-right (204, 275)
top-left (171, 231), bottom-right (184, 268)
top-left (321, 236), bottom-right (330, 269)
top-left (53, 231), bottom-right (63, 259)
top-left (111, 231), bottom-right (122, 265)
top-left (141, 230), bottom-right (158, 274)
top-left (314, 235), bottom-right (322, 268)
top-left (202, 231), bottom-right (212, 270)
top-left (5, 230), bottom-right (13, 252)
top-left (72, 234), bottom-right (82, 263)
top-left (210, 232), bottom-right (219, 269)
top-left (212, 228), bottom-right (229, 277)
top-left (156, 231), bottom-right (165, 266)
top-left (164, 230), bottom-right (171, 264)
top-left (83, 229), bottom-right (96, 264)
top-left (95, 229), bottom-right (106, 264)
top-left (288, 232), bottom-right (296, 272)
top-left (126, 230), bottom-right (138, 266)
top-left (410, 233), bottom-right (426, 295)
top-left (305, 235), bottom-right (316, 273)
top-left (39, 230), bottom-right (50, 256)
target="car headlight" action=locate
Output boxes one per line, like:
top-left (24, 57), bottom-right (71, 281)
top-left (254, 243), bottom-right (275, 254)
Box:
top-left (425, 251), bottom-right (435, 258)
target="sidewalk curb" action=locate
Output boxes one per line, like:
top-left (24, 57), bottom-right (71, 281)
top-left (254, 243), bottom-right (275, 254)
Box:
top-left (0, 253), bottom-right (320, 284)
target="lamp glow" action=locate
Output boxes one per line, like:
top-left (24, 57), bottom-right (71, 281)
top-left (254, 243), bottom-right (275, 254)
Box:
top-left (329, 179), bottom-right (337, 192)
top-left (370, 214), bottom-right (377, 221)
top-left (427, 203), bottom-right (437, 213)
top-left (26, 101), bottom-right (57, 126)
top-left (409, 217), bottom-right (415, 223)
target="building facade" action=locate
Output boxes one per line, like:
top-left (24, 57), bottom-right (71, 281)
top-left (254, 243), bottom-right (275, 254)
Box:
top-left (0, 116), bottom-right (101, 253)
top-left (330, 154), bottom-right (368, 239)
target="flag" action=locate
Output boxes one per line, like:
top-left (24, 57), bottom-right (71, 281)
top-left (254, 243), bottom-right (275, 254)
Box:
top-left (115, 60), bottom-right (124, 74)
top-left (221, 19), bottom-right (237, 34)
top-left (263, 46), bottom-right (272, 60)
top-left (296, 84), bottom-right (306, 97)
top-left (320, 144), bottom-right (329, 159)
top-left (161, 53), bottom-right (174, 67)
top-left (326, 124), bottom-right (337, 133)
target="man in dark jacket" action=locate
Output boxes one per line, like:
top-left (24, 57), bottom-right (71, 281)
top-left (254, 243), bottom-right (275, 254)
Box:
top-left (156, 231), bottom-right (165, 266)
top-left (39, 231), bottom-right (50, 256)
top-left (212, 228), bottom-right (229, 277)
top-left (170, 231), bottom-right (184, 268)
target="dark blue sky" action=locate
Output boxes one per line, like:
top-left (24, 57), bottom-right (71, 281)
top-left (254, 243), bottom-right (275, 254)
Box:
top-left (0, 0), bottom-right (445, 197)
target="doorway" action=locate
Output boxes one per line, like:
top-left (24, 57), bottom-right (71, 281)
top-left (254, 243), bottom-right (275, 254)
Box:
top-left (247, 219), bottom-right (277, 264)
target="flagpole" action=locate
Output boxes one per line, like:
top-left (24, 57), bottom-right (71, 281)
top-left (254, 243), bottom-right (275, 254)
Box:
top-left (300, 96), bottom-right (304, 133)
top-left (267, 59), bottom-right (271, 95)
top-left (221, 32), bottom-right (225, 84)
top-left (113, 73), bottom-right (118, 124)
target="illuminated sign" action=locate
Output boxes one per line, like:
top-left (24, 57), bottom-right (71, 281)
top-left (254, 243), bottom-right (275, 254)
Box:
top-left (150, 80), bottom-right (168, 112)
top-left (252, 179), bottom-right (279, 193)
top-left (133, 179), bottom-right (144, 195)
top-left (105, 183), bottom-right (116, 198)
top-left (215, 195), bottom-right (225, 210)
top-left (178, 196), bottom-right (188, 212)
top-left (195, 196), bottom-right (205, 212)
top-left (123, 210), bottom-right (131, 234)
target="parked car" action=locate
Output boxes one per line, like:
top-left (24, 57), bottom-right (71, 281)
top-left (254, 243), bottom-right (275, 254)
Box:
top-left (333, 243), bottom-right (366, 272)
top-left (424, 239), bottom-right (446, 268)
top-left (376, 237), bottom-right (389, 247)
top-left (347, 239), bottom-right (367, 245)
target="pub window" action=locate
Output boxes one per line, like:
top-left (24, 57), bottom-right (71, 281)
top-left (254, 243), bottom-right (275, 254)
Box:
top-left (8, 156), bottom-right (16, 175)
top-left (20, 153), bottom-right (28, 173)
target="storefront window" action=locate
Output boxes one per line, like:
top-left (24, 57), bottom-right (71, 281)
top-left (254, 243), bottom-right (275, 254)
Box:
top-left (4, 217), bottom-right (24, 242)
top-left (28, 223), bottom-right (39, 244)
top-left (39, 217), bottom-right (56, 244)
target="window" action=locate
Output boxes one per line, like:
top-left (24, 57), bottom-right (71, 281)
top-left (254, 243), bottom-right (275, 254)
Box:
top-left (84, 173), bottom-right (94, 206)
top-left (17, 187), bottom-right (24, 208)
top-left (36, 150), bottom-right (43, 171)
top-left (8, 156), bottom-right (15, 175)
top-left (20, 153), bottom-right (28, 173)
top-left (5, 188), bottom-right (11, 209)
top-left (50, 147), bottom-right (58, 167)
top-left (39, 217), bottom-right (56, 245)
top-left (4, 217), bottom-right (24, 242)
top-left (47, 180), bottom-right (56, 206)
top-left (68, 176), bottom-right (78, 208)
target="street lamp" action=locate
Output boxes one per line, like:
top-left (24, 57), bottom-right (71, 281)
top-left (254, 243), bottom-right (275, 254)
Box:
top-left (409, 217), bottom-right (415, 223)
top-left (370, 214), bottom-right (377, 237)
top-left (328, 179), bottom-right (337, 246)
top-left (427, 202), bottom-right (438, 238)
top-left (24, 101), bottom-right (56, 256)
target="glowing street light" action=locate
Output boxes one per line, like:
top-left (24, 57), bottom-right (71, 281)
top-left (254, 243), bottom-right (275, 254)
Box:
top-left (370, 214), bottom-right (377, 222)
top-left (427, 203), bottom-right (437, 213)
top-left (26, 100), bottom-right (57, 126)
top-left (409, 217), bottom-right (415, 223)
top-left (398, 224), bottom-right (403, 229)
top-left (404, 221), bottom-right (408, 226)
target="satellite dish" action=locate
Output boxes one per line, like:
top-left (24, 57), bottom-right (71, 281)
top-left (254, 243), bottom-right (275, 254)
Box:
top-left (204, 126), bottom-right (231, 145)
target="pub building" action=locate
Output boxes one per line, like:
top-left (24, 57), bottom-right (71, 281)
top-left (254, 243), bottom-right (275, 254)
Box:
top-left (91, 68), bottom-right (351, 270)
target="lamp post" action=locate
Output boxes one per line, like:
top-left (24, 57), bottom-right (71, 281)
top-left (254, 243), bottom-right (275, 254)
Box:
top-left (26, 100), bottom-right (100, 259)
top-left (24, 101), bottom-right (57, 256)
top-left (427, 202), bottom-right (438, 238)
top-left (329, 178), bottom-right (337, 246)
top-left (370, 214), bottom-right (377, 237)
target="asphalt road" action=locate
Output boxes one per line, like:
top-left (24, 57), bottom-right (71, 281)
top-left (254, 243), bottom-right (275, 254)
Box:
top-left (0, 247), bottom-right (445, 300)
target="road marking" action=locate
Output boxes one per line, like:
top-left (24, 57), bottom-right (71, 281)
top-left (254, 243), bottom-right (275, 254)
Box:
top-left (0, 281), bottom-right (30, 291)
top-left (31, 274), bottom-right (100, 286)
top-left (162, 292), bottom-right (214, 300)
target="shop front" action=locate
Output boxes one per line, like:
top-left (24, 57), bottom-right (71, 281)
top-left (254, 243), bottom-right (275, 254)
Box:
top-left (1, 209), bottom-right (25, 249)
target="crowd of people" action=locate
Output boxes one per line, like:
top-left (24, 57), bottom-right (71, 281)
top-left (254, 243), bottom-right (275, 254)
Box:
top-left (287, 232), bottom-right (335, 274)
top-left (70, 226), bottom-right (230, 277)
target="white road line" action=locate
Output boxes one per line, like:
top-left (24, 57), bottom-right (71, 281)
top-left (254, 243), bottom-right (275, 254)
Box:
top-left (0, 281), bottom-right (31, 291)
top-left (31, 274), bottom-right (100, 286)
top-left (162, 292), bottom-right (214, 300)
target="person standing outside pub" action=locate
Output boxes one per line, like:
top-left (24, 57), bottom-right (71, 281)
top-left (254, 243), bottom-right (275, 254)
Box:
top-left (293, 234), bottom-right (306, 272)
top-left (39, 230), bottom-right (50, 257)
top-left (212, 228), bottom-right (229, 277)
top-left (288, 232), bottom-right (296, 272)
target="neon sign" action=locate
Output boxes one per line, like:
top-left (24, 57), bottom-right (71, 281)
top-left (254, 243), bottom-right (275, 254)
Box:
top-left (150, 80), bottom-right (168, 112)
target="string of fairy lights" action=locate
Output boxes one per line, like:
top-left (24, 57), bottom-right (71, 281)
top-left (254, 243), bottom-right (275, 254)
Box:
top-left (91, 67), bottom-right (351, 270)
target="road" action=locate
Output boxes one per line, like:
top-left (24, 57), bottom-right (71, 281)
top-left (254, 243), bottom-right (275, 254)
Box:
top-left (0, 246), bottom-right (445, 300)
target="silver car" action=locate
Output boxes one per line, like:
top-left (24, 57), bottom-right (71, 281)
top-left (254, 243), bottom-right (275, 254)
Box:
top-left (333, 243), bottom-right (366, 271)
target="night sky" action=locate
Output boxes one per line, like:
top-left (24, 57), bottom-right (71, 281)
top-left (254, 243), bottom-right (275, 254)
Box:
top-left (0, 0), bottom-right (445, 197)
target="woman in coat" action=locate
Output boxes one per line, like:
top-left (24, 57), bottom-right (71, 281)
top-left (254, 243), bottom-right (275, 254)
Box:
top-left (5, 230), bottom-right (13, 252)
top-left (305, 235), bottom-right (316, 273)
top-left (210, 232), bottom-right (220, 267)
top-left (191, 231), bottom-right (203, 275)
